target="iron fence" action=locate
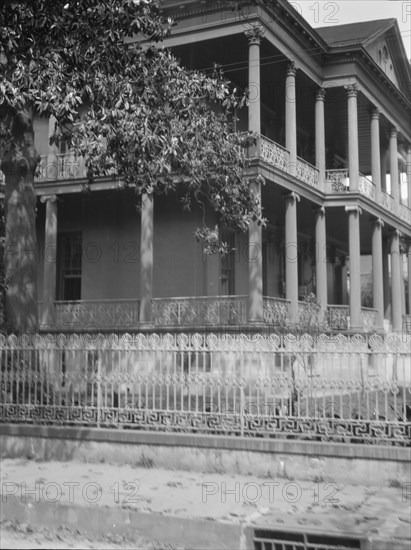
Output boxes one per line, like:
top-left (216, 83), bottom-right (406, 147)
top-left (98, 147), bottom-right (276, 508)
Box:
top-left (1, 332), bottom-right (410, 445)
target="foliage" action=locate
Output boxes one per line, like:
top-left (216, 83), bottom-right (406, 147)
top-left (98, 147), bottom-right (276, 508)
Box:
top-left (0, 0), bottom-right (264, 239)
top-left (296, 292), bottom-right (327, 334)
top-left (0, 185), bottom-right (5, 332)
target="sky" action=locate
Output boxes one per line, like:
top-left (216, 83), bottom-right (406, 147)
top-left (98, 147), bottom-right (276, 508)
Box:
top-left (287, 0), bottom-right (411, 59)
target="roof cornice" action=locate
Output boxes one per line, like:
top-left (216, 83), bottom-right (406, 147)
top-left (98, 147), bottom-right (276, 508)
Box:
top-left (324, 46), bottom-right (411, 111)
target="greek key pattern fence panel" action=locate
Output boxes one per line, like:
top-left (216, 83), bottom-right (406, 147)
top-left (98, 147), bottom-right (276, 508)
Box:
top-left (1, 333), bottom-right (410, 445)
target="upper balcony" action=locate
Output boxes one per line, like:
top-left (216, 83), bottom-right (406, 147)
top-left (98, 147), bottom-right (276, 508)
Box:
top-left (3, 132), bottom-right (408, 229)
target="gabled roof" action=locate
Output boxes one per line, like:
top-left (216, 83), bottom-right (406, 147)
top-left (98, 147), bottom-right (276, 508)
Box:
top-left (316, 19), bottom-right (397, 48)
top-left (316, 18), bottom-right (411, 100)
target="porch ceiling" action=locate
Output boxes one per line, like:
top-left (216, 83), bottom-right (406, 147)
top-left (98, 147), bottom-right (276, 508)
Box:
top-left (171, 33), bottom-right (249, 88)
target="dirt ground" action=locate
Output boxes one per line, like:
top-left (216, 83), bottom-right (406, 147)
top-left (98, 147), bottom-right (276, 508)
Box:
top-left (0, 519), bottom-right (185, 550)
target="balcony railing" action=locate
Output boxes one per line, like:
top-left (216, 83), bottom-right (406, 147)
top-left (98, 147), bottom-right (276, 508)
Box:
top-left (325, 170), bottom-right (377, 201)
top-left (379, 190), bottom-right (394, 212)
top-left (259, 135), bottom-right (290, 173)
top-left (263, 296), bottom-right (290, 326)
top-left (296, 157), bottom-right (320, 188)
top-left (57, 153), bottom-right (87, 180)
top-left (399, 203), bottom-right (411, 225)
top-left (324, 169), bottom-right (349, 192)
top-left (54, 299), bottom-right (140, 331)
top-left (152, 295), bottom-right (248, 327)
top-left (361, 307), bottom-right (378, 332)
top-left (44, 297), bottom-right (384, 332)
top-left (326, 305), bottom-right (349, 330)
top-left (358, 173), bottom-right (376, 200)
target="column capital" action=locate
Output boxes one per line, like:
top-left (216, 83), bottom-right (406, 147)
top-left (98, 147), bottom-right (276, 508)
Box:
top-left (314, 205), bottom-right (326, 215)
top-left (245, 24), bottom-right (264, 45)
top-left (40, 194), bottom-right (58, 204)
top-left (345, 205), bottom-right (362, 215)
top-left (371, 217), bottom-right (384, 228)
top-left (407, 144), bottom-right (411, 154)
top-left (390, 228), bottom-right (401, 239)
top-left (286, 60), bottom-right (298, 77)
top-left (370, 106), bottom-right (380, 120)
top-left (390, 126), bottom-right (399, 139)
top-left (315, 87), bottom-right (326, 102)
top-left (345, 83), bottom-right (359, 98)
top-left (283, 191), bottom-right (300, 204)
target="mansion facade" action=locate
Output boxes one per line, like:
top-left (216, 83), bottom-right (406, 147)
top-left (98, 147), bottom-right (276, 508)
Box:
top-left (5, 0), bottom-right (411, 333)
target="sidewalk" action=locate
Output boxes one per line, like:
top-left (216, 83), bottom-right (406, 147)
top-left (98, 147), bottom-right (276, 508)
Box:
top-left (1, 457), bottom-right (410, 549)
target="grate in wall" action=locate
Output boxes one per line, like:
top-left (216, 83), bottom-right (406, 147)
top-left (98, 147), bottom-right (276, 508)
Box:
top-left (253, 530), bottom-right (361, 550)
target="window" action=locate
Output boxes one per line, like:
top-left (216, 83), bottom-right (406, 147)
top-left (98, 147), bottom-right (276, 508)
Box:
top-left (57, 232), bottom-right (82, 301)
top-left (382, 45), bottom-right (388, 70)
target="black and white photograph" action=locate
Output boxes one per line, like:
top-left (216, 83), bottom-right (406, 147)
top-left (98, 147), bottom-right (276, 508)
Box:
top-left (0, 0), bottom-right (410, 548)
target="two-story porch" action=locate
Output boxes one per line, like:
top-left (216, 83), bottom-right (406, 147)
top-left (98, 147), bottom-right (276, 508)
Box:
top-left (8, 1), bottom-right (410, 334)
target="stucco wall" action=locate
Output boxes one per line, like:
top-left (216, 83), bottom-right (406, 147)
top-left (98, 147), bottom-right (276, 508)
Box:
top-left (36, 192), bottom-right (255, 301)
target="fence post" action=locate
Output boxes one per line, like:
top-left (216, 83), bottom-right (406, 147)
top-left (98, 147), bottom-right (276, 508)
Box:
top-left (240, 385), bottom-right (245, 437)
top-left (97, 350), bottom-right (102, 428)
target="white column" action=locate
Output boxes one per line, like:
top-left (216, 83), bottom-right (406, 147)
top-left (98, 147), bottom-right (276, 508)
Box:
top-left (390, 230), bottom-right (402, 331)
top-left (245, 25), bottom-right (264, 323)
top-left (40, 195), bottom-right (58, 328)
top-left (408, 245), bottom-right (411, 315)
top-left (315, 207), bottom-right (327, 318)
top-left (345, 84), bottom-right (359, 191)
top-left (382, 237), bottom-right (391, 318)
top-left (285, 61), bottom-right (297, 176)
top-left (407, 145), bottom-right (411, 210)
top-left (380, 147), bottom-right (388, 193)
top-left (284, 192), bottom-right (300, 324)
top-left (401, 247), bottom-right (406, 317)
top-left (346, 205), bottom-right (362, 330)
top-left (389, 127), bottom-right (399, 211)
top-left (315, 88), bottom-right (326, 190)
top-left (139, 193), bottom-right (153, 325)
top-left (370, 107), bottom-right (381, 198)
top-left (371, 218), bottom-right (384, 330)
top-left (246, 26), bottom-right (264, 134)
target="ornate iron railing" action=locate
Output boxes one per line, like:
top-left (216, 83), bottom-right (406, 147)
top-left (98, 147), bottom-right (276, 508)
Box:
top-left (399, 203), bottom-right (411, 225)
top-left (358, 173), bottom-right (376, 200)
top-left (379, 190), bottom-right (395, 212)
top-left (296, 157), bottom-right (320, 188)
top-left (326, 305), bottom-right (349, 330)
top-left (259, 136), bottom-right (290, 173)
top-left (324, 169), bottom-right (349, 192)
top-left (57, 153), bottom-right (87, 180)
top-left (54, 299), bottom-right (140, 331)
top-left (263, 296), bottom-right (290, 326)
top-left (152, 295), bottom-right (248, 327)
top-left (1, 332), bottom-right (410, 445)
top-left (361, 307), bottom-right (378, 332)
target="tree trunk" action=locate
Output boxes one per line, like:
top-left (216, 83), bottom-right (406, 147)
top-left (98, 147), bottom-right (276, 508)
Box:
top-left (1, 113), bottom-right (39, 334)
